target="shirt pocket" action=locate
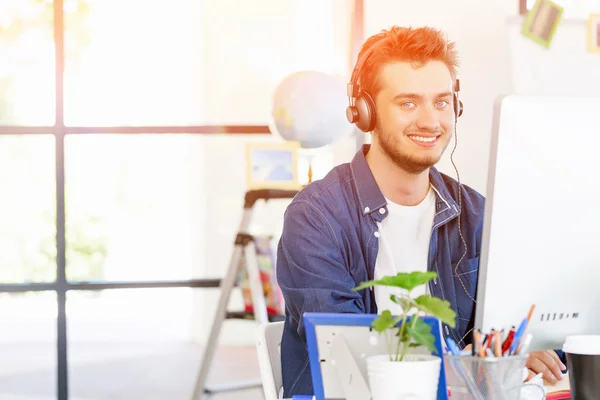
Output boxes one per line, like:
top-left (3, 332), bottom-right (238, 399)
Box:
top-left (453, 256), bottom-right (479, 278)
top-left (452, 256), bottom-right (479, 325)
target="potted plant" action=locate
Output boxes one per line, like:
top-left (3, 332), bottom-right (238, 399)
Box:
top-left (353, 271), bottom-right (457, 400)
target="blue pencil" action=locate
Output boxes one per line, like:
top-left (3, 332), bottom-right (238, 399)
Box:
top-left (509, 317), bottom-right (528, 355)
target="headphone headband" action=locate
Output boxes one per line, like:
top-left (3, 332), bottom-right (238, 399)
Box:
top-left (347, 45), bottom-right (376, 105)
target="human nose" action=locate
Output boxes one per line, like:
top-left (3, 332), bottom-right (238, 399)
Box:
top-left (415, 105), bottom-right (441, 132)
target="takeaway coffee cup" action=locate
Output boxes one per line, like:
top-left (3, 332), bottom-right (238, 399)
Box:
top-left (562, 335), bottom-right (600, 400)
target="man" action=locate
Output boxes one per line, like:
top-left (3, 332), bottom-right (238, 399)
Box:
top-left (276, 25), bottom-right (565, 397)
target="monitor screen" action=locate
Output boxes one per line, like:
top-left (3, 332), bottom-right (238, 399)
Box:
top-left (475, 94), bottom-right (600, 351)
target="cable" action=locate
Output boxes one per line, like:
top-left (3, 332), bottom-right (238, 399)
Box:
top-left (450, 122), bottom-right (477, 347)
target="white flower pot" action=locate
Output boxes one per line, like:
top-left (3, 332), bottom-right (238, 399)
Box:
top-left (367, 354), bottom-right (441, 400)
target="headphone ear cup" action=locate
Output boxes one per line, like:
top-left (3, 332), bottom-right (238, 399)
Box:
top-left (346, 105), bottom-right (359, 124)
top-left (355, 91), bottom-right (376, 132)
top-left (454, 94), bottom-right (464, 118)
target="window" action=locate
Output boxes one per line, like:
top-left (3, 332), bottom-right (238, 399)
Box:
top-left (0, 1), bottom-right (55, 125)
top-left (62, 0), bottom-right (351, 126)
top-left (64, 134), bottom-right (207, 282)
top-left (0, 135), bottom-right (55, 283)
top-left (0, 292), bottom-right (57, 398)
top-left (0, 0), bottom-right (354, 399)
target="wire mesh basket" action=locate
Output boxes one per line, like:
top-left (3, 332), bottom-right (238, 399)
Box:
top-left (445, 355), bottom-right (543, 400)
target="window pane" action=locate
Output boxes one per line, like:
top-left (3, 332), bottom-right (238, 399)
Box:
top-left (67, 288), bottom-right (262, 399)
top-left (0, 292), bottom-right (56, 398)
top-left (64, 134), bottom-right (290, 283)
top-left (0, 135), bottom-right (56, 283)
top-left (0, 1), bottom-right (55, 125)
top-left (65, 134), bottom-right (206, 282)
top-left (64, 0), bottom-right (351, 126)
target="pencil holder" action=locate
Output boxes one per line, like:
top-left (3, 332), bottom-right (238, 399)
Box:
top-left (444, 355), bottom-right (542, 400)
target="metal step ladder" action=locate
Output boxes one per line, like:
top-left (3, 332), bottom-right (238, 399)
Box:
top-left (191, 189), bottom-right (298, 400)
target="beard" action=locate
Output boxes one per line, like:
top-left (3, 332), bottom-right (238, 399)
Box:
top-left (376, 121), bottom-right (451, 175)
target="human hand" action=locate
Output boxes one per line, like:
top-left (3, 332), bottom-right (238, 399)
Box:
top-left (525, 350), bottom-right (566, 383)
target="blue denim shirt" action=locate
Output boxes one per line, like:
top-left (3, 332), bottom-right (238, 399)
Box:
top-left (276, 144), bottom-right (485, 397)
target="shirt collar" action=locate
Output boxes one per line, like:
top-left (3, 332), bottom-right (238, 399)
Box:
top-left (349, 145), bottom-right (387, 216)
top-left (349, 144), bottom-right (460, 222)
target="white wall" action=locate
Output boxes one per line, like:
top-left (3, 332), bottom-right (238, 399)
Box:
top-left (507, 17), bottom-right (600, 95)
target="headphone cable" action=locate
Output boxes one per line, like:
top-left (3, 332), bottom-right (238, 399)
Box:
top-left (450, 122), bottom-right (477, 347)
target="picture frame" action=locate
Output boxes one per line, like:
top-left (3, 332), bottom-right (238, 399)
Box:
top-left (245, 141), bottom-right (302, 190)
top-left (588, 14), bottom-right (600, 54)
top-left (521, 0), bottom-right (564, 48)
top-left (303, 313), bottom-right (449, 400)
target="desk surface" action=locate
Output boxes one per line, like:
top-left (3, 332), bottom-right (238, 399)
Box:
top-left (544, 373), bottom-right (571, 399)
top-left (290, 394), bottom-right (569, 400)
top-left (544, 374), bottom-right (571, 391)
top-left (287, 378), bottom-right (571, 400)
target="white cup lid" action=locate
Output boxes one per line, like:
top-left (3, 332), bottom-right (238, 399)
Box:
top-left (562, 335), bottom-right (600, 355)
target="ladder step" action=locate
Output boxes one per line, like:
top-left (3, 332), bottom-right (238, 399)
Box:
top-left (268, 314), bottom-right (286, 322)
top-left (225, 311), bottom-right (255, 320)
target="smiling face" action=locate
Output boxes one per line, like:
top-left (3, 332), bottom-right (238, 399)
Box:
top-left (372, 60), bottom-right (456, 174)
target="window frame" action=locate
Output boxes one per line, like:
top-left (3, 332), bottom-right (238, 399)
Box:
top-left (0, 1), bottom-right (364, 398)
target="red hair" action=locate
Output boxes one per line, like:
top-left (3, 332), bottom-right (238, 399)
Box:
top-left (356, 26), bottom-right (459, 98)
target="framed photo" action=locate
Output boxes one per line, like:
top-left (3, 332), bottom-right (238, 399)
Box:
top-left (245, 141), bottom-right (302, 190)
top-left (588, 14), bottom-right (600, 53)
top-left (521, 0), bottom-right (564, 48)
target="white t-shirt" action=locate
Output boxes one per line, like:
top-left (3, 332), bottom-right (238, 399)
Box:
top-left (374, 186), bottom-right (436, 316)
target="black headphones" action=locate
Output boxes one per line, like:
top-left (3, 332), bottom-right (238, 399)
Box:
top-left (345, 43), bottom-right (464, 133)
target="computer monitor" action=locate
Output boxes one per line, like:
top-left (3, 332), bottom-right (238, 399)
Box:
top-left (475, 94), bottom-right (600, 351)
top-left (303, 313), bottom-right (448, 400)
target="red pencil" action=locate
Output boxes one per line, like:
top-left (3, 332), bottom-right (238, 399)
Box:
top-left (502, 326), bottom-right (516, 355)
top-left (486, 329), bottom-right (495, 350)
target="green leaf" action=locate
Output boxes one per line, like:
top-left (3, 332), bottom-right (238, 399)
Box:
top-left (407, 318), bottom-right (437, 354)
top-left (353, 279), bottom-right (380, 291)
top-left (414, 295), bottom-right (457, 328)
top-left (354, 271), bottom-right (437, 292)
top-left (352, 280), bottom-right (381, 291)
top-left (371, 310), bottom-right (396, 333)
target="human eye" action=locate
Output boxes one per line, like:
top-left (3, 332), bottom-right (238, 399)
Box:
top-left (436, 100), bottom-right (449, 109)
top-left (400, 101), bottom-right (416, 110)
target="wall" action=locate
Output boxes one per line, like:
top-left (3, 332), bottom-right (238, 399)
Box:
top-left (507, 16), bottom-right (600, 95)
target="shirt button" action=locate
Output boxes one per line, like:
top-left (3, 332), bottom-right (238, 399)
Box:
top-left (379, 208), bottom-right (385, 214)
top-left (364, 207), bottom-right (370, 213)
top-left (374, 231), bottom-right (380, 238)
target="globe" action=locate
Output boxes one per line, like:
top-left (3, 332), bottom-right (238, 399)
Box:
top-left (271, 71), bottom-right (355, 149)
